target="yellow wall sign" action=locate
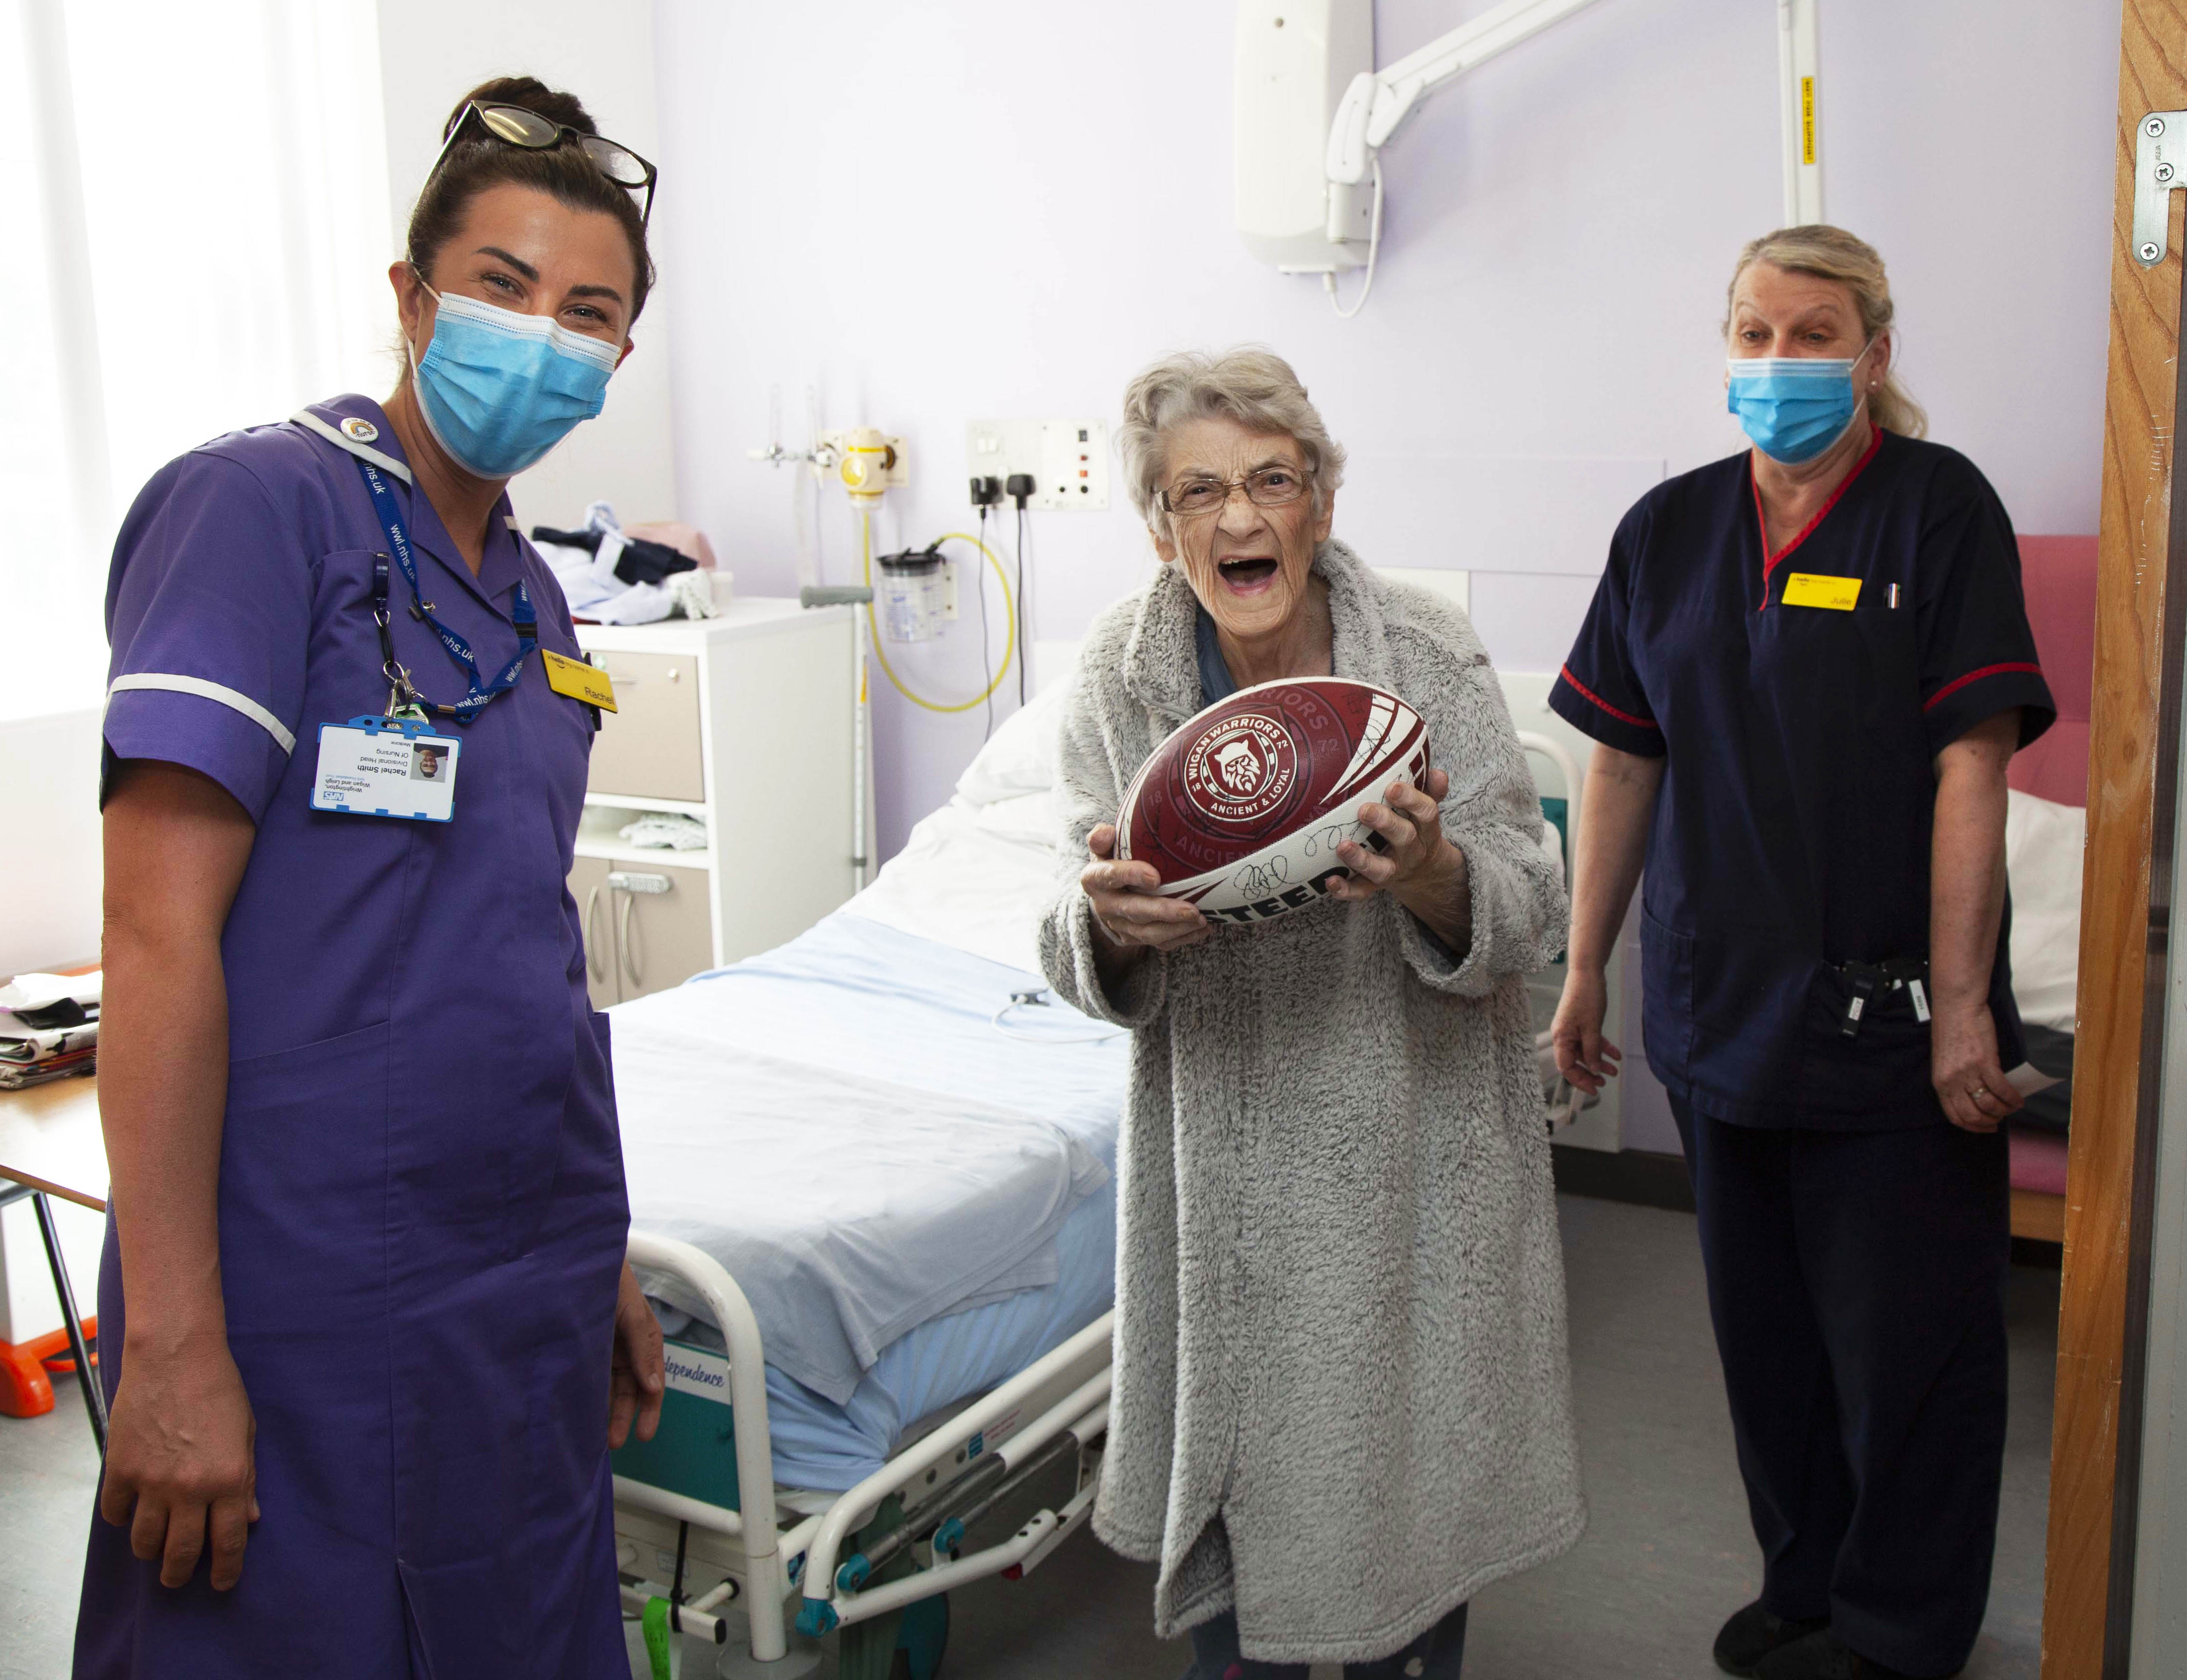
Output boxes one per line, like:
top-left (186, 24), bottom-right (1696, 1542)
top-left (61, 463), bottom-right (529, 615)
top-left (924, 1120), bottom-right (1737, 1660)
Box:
top-left (541, 649), bottom-right (618, 711)
top-left (1782, 572), bottom-right (1861, 611)
top-left (1800, 76), bottom-right (1817, 166)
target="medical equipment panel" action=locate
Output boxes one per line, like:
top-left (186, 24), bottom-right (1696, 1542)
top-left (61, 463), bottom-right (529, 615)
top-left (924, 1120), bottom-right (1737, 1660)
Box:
top-left (964, 418), bottom-right (1112, 511)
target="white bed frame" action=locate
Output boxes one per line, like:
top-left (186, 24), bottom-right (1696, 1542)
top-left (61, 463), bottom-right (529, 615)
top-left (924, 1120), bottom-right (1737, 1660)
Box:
top-left (612, 1231), bottom-right (1113, 1674)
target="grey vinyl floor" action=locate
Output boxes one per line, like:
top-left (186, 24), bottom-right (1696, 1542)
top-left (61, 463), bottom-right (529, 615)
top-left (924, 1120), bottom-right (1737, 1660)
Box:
top-left (0, 1195), bottom-right (2058, 1680)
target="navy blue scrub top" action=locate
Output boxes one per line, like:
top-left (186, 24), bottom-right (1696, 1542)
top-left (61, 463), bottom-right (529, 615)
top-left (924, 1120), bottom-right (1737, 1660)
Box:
top-left (1549, 432), bottom-right (2056, 1129)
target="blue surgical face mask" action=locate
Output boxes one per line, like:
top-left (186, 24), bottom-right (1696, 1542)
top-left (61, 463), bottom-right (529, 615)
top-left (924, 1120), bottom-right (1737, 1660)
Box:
top-left (1725, 340), bottom-right (1876, 465)
top-left (408, 284), bottom-right (620, 479)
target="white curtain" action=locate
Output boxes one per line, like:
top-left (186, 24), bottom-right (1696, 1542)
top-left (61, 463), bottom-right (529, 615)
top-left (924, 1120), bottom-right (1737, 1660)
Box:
top-left (3, 0), bottom-right (394, 717)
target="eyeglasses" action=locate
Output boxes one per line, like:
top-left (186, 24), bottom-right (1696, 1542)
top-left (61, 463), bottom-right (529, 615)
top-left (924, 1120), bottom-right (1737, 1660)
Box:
top-left (426, 101), bottom-right (658, 227)
top-left (1157, 466), bottom-right (1309, 518)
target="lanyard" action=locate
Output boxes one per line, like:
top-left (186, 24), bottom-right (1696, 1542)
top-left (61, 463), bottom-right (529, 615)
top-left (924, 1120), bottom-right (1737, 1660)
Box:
top-left (353, 457), bottom-right (535, 723)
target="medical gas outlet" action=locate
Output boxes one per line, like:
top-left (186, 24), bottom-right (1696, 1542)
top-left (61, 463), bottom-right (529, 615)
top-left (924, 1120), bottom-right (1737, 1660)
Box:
top-left (822, 427), bottom-right (908, 505)
top-left (965, 419), bottom-right (1110, 511)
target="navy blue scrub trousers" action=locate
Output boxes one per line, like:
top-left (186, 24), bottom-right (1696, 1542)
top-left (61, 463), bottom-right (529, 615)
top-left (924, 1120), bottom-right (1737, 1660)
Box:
top-left (1672, 1099), bottom-right (2010, 1678)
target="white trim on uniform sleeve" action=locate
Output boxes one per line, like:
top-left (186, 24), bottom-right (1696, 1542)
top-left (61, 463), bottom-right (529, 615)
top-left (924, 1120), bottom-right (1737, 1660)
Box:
top-left (106, 674), bottom-right (298, 756)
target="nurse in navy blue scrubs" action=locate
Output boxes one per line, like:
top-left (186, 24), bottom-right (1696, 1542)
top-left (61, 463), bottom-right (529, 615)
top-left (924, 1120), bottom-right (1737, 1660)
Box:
top-left (1548, 226), bottom-right (2054, 1680)
top-left (78, 77), bottom-right (665, 1677)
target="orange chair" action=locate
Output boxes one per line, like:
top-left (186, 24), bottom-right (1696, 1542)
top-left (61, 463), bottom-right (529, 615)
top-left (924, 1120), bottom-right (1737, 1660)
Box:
top-left (0, 1314), bottom-right (97, 1419)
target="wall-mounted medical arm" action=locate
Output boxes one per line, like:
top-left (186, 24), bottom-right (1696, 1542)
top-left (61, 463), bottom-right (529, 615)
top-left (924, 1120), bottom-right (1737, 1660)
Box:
top-left (1250, 0), bottom-right (1825, 314)
top-left (1324, 0), bottom-right (1610, 186)
top-left (1777, 0), bottom-right (1822, 224)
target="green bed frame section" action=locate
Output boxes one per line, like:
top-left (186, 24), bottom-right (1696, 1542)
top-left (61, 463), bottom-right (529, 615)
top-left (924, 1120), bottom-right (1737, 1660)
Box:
top-left (611, 1336), bottom-right (742, 1512)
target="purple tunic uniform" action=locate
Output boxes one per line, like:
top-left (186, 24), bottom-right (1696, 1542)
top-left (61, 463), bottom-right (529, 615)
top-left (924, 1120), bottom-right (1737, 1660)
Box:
top-left (77, 395), bottom-right (629, 1677)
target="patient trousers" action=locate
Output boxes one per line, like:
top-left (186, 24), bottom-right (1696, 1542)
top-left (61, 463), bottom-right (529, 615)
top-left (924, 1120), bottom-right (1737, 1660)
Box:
top-left (1673, 1100), bottom-right (2009, 1679)
top-left (1186, 1602), bottom-right (1467, 1679)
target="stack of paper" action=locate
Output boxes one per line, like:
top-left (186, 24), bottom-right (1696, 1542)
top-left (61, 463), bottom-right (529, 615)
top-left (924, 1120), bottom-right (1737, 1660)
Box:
top-left (0, 971), bottom-right (101, 1090)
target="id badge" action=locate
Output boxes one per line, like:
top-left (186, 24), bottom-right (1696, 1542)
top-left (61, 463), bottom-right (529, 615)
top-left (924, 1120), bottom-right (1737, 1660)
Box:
top-left (310, 716), bottom-right (460, 821)
top-left (541, 648), bottom-right (617, 712)
top-left (1781, 572), bottom-right (1862, 611)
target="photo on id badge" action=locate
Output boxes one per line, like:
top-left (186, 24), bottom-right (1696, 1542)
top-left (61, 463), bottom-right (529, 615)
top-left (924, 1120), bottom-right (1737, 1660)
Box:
top-left (310, 718), bottom-right (460, 822)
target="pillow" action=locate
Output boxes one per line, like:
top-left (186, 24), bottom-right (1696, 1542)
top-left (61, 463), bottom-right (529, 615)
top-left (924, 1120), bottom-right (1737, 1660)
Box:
top-left (954, 670), bottom-right (1076, 806)
top-left (2004, 788), bottom-right (2085, 1034)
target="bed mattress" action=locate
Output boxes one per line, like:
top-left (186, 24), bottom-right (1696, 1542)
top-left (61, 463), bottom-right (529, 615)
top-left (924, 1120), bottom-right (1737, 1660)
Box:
top-left (616, 911), bottom-right (1128, 1489)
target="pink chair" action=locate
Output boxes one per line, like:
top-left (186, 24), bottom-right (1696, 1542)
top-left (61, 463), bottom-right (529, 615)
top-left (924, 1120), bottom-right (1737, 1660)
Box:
top-left (2003, 534), bottom-right (2095, 1243)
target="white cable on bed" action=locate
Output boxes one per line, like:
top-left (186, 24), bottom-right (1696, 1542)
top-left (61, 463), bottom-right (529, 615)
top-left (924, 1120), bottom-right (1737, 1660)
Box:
top-left (990, 990), bottom-right (1128, 1045)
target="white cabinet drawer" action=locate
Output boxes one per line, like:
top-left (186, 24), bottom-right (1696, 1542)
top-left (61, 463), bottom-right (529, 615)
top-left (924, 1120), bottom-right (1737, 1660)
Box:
top-left (587, 650), bottom-right (703, 802)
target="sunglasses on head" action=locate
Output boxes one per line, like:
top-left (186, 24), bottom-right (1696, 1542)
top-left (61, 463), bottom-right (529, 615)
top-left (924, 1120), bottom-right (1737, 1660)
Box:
top-left (426, 101), bottom-right (658, 227)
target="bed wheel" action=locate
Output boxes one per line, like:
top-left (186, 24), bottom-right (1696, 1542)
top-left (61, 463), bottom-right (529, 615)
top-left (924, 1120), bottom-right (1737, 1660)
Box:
top-left (890, 1593), bottom-right (949, 1680)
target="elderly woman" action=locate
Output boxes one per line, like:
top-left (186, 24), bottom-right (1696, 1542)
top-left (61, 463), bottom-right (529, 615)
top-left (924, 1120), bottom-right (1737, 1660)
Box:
top-left (1549, 227), bottom-right (2054, 1680)
top-left (1039, 348), bottom-right (1583, 1678)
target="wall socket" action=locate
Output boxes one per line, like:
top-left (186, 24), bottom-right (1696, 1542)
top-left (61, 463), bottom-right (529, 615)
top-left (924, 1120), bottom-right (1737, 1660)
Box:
top-left (966, 418), bottom-right (1110, 510)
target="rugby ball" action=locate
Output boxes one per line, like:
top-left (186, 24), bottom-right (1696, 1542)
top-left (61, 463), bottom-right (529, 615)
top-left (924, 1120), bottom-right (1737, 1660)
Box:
top-left (1116, 677), bottom-right (1431, 925)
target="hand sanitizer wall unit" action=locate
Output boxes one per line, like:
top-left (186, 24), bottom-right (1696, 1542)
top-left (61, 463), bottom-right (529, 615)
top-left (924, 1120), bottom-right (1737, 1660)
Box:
top-left (1234, 0), bottom-right (1374, 274)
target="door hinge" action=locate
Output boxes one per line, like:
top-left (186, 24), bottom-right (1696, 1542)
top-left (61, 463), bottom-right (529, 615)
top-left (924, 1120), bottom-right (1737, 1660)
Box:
top-left (2135, 111), bottom-right (2187, 266)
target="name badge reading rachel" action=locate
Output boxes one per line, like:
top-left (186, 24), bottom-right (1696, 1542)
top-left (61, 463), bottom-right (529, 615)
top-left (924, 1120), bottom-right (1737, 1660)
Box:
top-left (1781, 572), bottom-right (1863, 611)
top-left (310, 717), bottom-right (460, 822)
top-left (542, 649), bottom-right (617, 712)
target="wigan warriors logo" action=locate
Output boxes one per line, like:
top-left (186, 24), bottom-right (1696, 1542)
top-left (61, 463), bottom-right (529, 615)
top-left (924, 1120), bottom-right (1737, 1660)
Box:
top-left (1182, 713), bottom-right (1297, 823)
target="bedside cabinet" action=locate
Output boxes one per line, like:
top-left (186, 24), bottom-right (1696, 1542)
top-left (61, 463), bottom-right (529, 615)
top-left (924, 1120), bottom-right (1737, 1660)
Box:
top-left (571, 600), bottom-right (858, 1006)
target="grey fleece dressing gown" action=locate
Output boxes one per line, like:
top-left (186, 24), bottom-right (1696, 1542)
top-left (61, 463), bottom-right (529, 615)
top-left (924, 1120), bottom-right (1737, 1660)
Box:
top-left (1039, 543), bottom-right (1586, 1664)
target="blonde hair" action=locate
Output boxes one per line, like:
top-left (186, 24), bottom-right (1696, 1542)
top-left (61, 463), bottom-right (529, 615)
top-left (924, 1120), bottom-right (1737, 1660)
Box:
top-left (1724, 225), bottom-right (1928, 439)
top-left (1118, 347), bottom-right (1346, 539)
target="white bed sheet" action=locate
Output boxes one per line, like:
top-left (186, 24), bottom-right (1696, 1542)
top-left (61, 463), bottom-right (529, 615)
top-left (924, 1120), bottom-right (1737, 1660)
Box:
top-left (627, 912), bottom-right (1128, 1488)
top-left (617, 989), bottom-right (1104, 1403)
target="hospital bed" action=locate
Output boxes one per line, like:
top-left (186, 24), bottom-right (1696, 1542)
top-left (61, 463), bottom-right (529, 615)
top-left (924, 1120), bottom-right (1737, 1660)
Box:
top-left (603, 680), bottom-right (1126, 1678)
top-left (602, 660), bottom-right (1593, 1678)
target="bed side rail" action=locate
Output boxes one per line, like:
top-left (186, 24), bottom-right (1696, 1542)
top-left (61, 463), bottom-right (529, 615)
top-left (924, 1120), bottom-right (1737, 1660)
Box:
top-left (794, 1311), bottom-right (1114, 1635)
top-left (625, 1231), bottom-right (790, 1661)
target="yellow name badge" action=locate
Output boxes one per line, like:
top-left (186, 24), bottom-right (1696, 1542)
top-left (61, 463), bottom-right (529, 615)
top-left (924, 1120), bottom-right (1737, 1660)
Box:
top-left (541, 649), bottom-right (618, 713)
top-left (1781, 572), bottom-right (1863, 612)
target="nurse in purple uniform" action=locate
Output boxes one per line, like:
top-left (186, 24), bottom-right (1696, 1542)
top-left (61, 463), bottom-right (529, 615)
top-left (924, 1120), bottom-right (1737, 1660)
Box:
top-left (79, 77), bottom-right (666, 1677)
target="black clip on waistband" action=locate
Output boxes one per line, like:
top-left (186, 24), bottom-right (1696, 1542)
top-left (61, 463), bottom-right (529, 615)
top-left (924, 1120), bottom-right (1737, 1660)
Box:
top-left (1840, 967), bottom-right (1880, 1038)
top-left (1837, 956), bottom-right (1931, 1038)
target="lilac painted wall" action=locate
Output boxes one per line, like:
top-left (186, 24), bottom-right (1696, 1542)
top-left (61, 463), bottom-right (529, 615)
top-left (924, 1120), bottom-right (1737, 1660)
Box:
top-left (653, 0), bottom-right (2114, 861)
top-left (650, 0), bottom-right (2118, 1149)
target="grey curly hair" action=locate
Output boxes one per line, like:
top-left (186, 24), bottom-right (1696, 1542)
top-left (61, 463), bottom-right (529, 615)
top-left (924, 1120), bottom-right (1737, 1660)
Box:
top-left (1117, 347), bottom-right (1346, 539)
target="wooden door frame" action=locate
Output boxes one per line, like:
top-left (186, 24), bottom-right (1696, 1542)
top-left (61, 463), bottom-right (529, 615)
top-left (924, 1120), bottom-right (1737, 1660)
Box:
top-left (2045, 3), bottom-right (2187, 1675)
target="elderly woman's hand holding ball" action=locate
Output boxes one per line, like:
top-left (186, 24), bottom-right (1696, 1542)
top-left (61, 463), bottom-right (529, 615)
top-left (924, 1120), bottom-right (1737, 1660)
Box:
top-left (1081, 824), bottom-right (1211, 959)
top-left (1322, 767), bottom-right (1468, 937)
